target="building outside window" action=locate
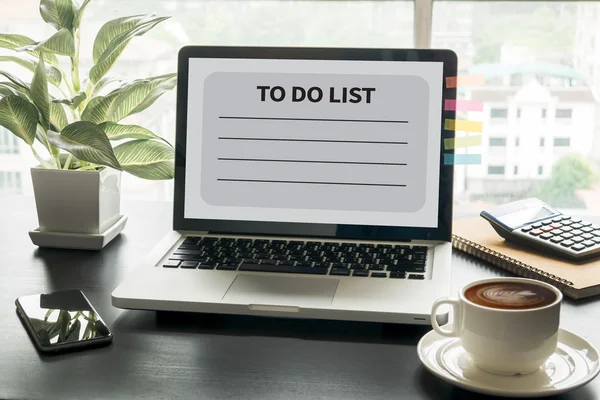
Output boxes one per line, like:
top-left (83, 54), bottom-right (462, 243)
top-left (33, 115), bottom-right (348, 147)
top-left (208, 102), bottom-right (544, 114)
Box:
top-left (0, 171), bottom-right (22, 195)
top-left (0, 128), bottom-right (20, 154)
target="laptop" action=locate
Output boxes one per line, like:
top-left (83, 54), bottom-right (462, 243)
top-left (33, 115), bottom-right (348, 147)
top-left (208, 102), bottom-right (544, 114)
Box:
top-left (112, 46), bottom-right (457, 325)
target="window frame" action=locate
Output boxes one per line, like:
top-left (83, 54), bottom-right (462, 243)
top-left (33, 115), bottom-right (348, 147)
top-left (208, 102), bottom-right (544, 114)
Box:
top-left (489, 137), bottom-right (507, 146)
top-left (488, 165), bottom-right (506, 175)
top-left (553, 137), bottom-right (571, 147)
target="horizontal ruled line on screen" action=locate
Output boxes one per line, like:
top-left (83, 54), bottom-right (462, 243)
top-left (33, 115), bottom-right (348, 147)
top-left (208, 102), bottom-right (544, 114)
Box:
top-left (218, 137), bottom-right (408, 145)
top-left (217, 158), bottom-right (408, 166)
top-left (219, 116), bottom-right (409, 123)
top-left (217, 179), bottom-right (407, 187)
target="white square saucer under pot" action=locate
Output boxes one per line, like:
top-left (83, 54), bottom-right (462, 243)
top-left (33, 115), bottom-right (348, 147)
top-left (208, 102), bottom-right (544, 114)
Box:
top-left (417, 324), bottom-right (600, 398)
top-left (29, 215), bottom-right (128, 250)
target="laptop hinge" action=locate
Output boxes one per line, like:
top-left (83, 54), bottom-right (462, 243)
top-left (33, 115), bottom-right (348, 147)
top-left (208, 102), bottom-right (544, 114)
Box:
top-left (175, 230), bottom-right (449, 245)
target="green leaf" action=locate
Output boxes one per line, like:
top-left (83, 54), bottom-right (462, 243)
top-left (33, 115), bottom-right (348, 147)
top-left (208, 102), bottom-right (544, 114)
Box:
top-left (0, 85), bottom-right (15, 98)
top-left (82, 73), bottom-right (176, 123)
top-left (40, 0), bottom-right (75, 31)
top-left (65, 319), bottom-right (81, 342)
top-left (29, 317), bottom-right (57, 339)
top-left (99, 122), bottom-right (169, 144)
top-left (0, 95), bottom-right (39, 145)
top-left (0, 33), bottom-right (59, 66)
top-left (114, 139), bottom-right (174, 180)
top-left (0, 70), bottom-right (30, 92)
top-left (44, 309), bottom-right (55, 321)
top-left (0, 55), bottom-right (62, 87)
top-left (0, 33), bottom-right (36, 49)
top-left (89, 15), bottom-right (169, 84)
top-left (93, 320), bottom-right (110, 336)
top-left (82, 319), bottom-right (92, 340)
top-left (0, 82), bottom-right (30, 99)
top-left (73, 0), bottom-right (92, 29)
top-left (50, 102), bottom-right (68, 130)
top-left (35, 125), bottom-right (60, 158)
top-left (47, 121), bottom-right (122, 170)
top-left (92, 15), bottom-right (146, 62)
top-left (57, 310), bottom-right (70, 342)
top-left (52, 91), bottom-right (85, 109)
top-left (17, 28), bottom-right (75, 57)
top-left (31, 55), bottom-right (50, 126)
top-left (90, 75), bottom-right (122, 98)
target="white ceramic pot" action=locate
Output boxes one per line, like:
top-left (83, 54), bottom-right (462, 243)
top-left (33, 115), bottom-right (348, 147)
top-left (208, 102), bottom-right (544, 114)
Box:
top-left (30, 165), bottom-right (122, 234)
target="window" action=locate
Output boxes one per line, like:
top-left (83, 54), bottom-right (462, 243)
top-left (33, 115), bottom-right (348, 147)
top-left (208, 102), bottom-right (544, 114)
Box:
top-left (554, 138), bottom-right (571, 147)
top-left (555, 109), bottom-right (573, 119)
top-left (2, 0), bottom-right (600, 215)
top-left (514, 166), bottom-right (519, 175)
top-left (490, 108), bottom-right (509, 119)
top-left (538, 166), bottom-right (544, 175)
top-left (516, 108), bottom-right (522, 119)
top-left (0, 128), bottom-right (19, 154)
top-left (434, 1), bottom-right (600, 213)
top-left (489, 137), bottom-right (507, 146)
top-left (0, 171), bottom-right (22, 194)
top-left (488, 166), bottom-right (506, 175)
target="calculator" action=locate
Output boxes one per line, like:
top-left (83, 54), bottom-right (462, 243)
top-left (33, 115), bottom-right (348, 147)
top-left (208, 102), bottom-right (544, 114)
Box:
top-left (481, 198), bottom-right (600, 261)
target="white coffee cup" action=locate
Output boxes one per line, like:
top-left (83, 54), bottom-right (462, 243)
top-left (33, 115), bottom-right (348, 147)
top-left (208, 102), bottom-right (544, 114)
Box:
top-left (431, 277), bottom-right (562, 376)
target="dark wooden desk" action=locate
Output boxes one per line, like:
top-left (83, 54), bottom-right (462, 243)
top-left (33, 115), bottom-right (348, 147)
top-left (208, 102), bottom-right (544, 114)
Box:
top-left (1, 195), bottom-right (598, 400)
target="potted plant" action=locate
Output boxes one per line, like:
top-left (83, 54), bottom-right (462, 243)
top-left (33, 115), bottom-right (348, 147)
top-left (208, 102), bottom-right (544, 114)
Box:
top-left (0, 0), bottom-right (176, 248)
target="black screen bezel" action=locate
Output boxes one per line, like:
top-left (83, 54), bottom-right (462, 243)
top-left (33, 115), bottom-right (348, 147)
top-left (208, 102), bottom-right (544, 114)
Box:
top-left (174, 46), bottom-right (456, 242)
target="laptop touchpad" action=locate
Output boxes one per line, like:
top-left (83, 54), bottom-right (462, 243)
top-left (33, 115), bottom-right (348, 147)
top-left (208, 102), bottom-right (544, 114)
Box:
top-left (223, 275), bottom-right (339, 308)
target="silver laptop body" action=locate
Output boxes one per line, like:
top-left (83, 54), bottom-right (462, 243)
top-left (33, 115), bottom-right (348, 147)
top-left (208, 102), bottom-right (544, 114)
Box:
top-left (112, 46), bottom-right (458, 325)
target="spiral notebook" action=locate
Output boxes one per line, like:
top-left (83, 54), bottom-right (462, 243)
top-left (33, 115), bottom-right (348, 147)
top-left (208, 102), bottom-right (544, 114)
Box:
top-left (453, 217), bottom-right (600, 300)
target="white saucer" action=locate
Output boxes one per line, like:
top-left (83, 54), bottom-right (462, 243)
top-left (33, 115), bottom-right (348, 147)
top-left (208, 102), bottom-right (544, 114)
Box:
top-left (417, 325), bottom-right (600, 398)
top-left (29, 215), bottom-right (128, 250)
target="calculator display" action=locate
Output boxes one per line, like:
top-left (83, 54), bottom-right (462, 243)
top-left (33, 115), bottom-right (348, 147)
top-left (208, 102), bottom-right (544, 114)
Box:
top-left (496, 206), bottom-right (556, 229)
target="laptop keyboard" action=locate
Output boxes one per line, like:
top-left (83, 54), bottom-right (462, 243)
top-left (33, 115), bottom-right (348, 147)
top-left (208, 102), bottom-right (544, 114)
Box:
top-left (162, 237), bottom-right (428, 279)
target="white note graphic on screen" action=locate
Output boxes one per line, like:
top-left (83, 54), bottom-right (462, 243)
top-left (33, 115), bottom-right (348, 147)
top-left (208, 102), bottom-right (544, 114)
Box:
top-left (200, 72), bottom-right (429, 213)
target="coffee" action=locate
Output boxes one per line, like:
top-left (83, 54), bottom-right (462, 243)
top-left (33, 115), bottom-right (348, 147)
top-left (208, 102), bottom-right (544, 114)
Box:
top-left (464, 281), bottom-right (557, 310)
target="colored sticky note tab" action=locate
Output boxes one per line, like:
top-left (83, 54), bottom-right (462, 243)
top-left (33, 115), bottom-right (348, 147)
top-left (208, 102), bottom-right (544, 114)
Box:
top-left (444, 99), bottom-right (483, 112)
top-left (444, 154), bottom-right (481, 165)
top-left (444, 135), bottom-right (482, 150)
top-left (444, 119), bottom-right (483, 132)
top-left (445, 75), bottom-right (484, 89)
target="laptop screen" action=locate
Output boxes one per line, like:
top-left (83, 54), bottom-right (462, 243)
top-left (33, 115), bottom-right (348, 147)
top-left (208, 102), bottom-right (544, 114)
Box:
top-left (175, 48), bottom-right (455, 240)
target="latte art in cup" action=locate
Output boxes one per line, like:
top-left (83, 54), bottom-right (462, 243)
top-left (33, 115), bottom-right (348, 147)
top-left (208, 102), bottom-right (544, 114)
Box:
top-left (464, 282), bottom-right (557, 310)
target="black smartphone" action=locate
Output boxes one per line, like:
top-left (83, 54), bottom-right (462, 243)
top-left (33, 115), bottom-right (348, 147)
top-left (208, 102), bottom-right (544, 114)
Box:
top-left (15, 289), bottom-right (113, 353)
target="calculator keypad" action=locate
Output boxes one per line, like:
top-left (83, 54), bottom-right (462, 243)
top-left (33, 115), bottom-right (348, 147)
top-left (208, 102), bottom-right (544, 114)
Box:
top-left (521, 215), bottom-right (600, 254)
